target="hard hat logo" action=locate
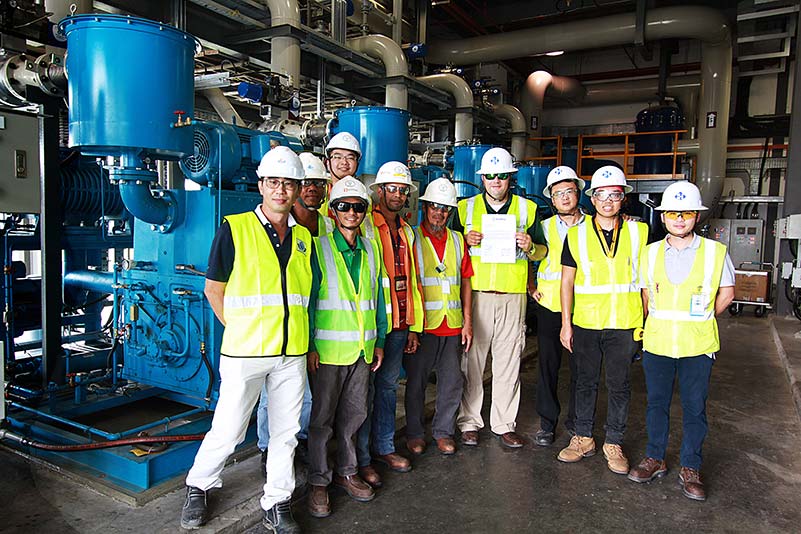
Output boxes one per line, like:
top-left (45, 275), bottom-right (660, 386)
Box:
top-left (675, 192), bottom-right (686, 200)
top-left (602, 170), bottom-right (612, 178)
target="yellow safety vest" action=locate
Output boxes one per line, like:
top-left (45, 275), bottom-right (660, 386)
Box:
top-left (567, 219), bottom-right (647, 330)
top-left (220, 212), bottom-right (313, 356)
top-left (317, 212), bottom-right (334, 236)
top-left (536, 215), bottom-right (585, 313)
top-left (457, 194), bottom-right (538, 293)
top-left (641, 237), bottom-right (727, 357)
top-left (413, 227), bottom-right (464, 330)
top-left (313, 233), bottom-right (389, 365)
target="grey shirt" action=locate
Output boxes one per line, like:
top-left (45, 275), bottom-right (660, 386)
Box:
top-left (639, 234), bottom-right (735, 288)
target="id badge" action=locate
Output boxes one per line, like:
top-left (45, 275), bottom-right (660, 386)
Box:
top-left (441, 279), bottom-right (451, 295)
top-left (394, 275), bottom-right (407, 292)
top-left (689, 292), bottom-right (707, 316)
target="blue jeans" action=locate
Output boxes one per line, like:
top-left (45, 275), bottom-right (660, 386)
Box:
top-left (642, 352), bottom-right (714, 470)
top-left (357, 328), bottom-right (408, 466)
top-left (258, 375), bottom-right (313, 450)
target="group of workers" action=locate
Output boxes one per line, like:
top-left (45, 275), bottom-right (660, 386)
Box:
top-left (177, 133), bottom-right (735, 533)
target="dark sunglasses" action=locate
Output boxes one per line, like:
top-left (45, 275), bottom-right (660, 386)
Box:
top-left (333, 200), bottom-right (368, 213)
top-left (300, 179), bottom-right (327, 188)
top-left (484, 173), bottom-right (511, 181)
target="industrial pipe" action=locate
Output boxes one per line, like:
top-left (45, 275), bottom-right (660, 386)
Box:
top-left (267, 0), bottom-right (301, 88)
top-left (348, 34), bottom-right (408, 109)
top-left (429, 5), bottom-right (731, 211)
top-left (523, 71), bottom-right (585, 158)
top-left (494, 104), bottom-right (527, 161)
top-left (201, 88), bottom-right (244, 126)
top-left (117, 180), bottom-right (173, 227)
top-left (416, 73), bottom-right (474, 143)
top-left (64, 270), bottom-right (114, 294)
top-left (0, 428), bottom-right (205, 452)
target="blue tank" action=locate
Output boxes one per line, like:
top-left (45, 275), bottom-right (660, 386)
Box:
top-left (330, 106), bottom-right (410, 177)
top-left (633, 105), bottom-right (683, 175)
top-left (516, 165), bottom-right (552, 209)
top-left (60, 14), bottom-right (199, 159)
top-left (452, 144), bottom-right (493, 199)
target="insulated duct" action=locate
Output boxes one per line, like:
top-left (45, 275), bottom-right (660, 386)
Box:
top-left (201, 88), bottom-right (244, 126)
top-left (428, 5), bottom-right (731, 211)
top-left (348, 34), bottom-right (408, 109)
top-left (267, 0), bottom-right (301, 88)
top-left (416, 73), bottom-right (473, 143)
top-left (522, 71), bottom-right (585, 158)
top-left (494, 104), bottom-right (527, 161)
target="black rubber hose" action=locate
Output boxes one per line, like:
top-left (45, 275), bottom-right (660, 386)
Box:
top-left (0, 429), bottom-right (205, 452)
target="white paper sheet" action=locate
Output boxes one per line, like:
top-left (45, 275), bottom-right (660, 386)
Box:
top-left (480, 214), bottom-right (517, 264)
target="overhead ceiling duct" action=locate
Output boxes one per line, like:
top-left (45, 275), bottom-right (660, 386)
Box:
top-left (417, 73), bottom-right (474, 143)
top-left (428, 6), bottom-right (732, 211)
top-left (267, 0), bottom-right (301, 88)
top-left (348, 34), bottom-right (409, 109)
top-left (522, 71), bottom-right (585, 158)
top-left (494, 104), bottom-right (527, 162)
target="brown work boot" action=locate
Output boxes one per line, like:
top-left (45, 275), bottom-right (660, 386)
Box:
top-left (436, 437), bottom-right (457, 455)
top-left (461, 430), bottom-right (479, 446)
top-left (557, 435), bottom-right (596, 463)
top-left (374, 452), bottom-right (412, 472)
top-left (358, 465), bottom-right (382, 488)
top-left (628, 457), bottom-right (668, 483)
top-left (496, 431), bottom-right (525, 449)
top-left (679, 467), bottom-right (707, 501)
top-left (333, 474), bottom-right (375, 502)
top-left (307, 485), bottom-right (330, 518)
top-left (602, 443), bottom-right (629, 475)
top-left (406, 438), bottom-right (427, 455)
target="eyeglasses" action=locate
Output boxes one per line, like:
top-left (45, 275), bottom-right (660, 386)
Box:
top-left (426, 202), bottom-right (451, 212)
top-left (663, 211), bottom-right (698, 220)
top-left (551, 188), bottom-right (579, 199)
top-left (592, 190), bottom-right (625, 202)
top-left (329, 154), bottom-right (358, 163)
top-left (382, 184), bottom-right (411, 195)
top-left (262, 178), bottom-right (299, 191)
top-left (483, 173), bottom-right (511, 181)
top-left (332, 200), bottom-right (368, 213)
top-left (300, 179), bottom-right (327, 189)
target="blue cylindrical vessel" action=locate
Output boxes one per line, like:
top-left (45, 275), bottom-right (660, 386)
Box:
top-left (330, 107), bottom-right (409, 176)
top-left (60, 14), bottom-right (199, 159)
top-left (633, 105), bottom-right (683, 175)
top-left (516, 165), bottom-right (552, 209)
top-left (452, 145), bottom-right (493, 199)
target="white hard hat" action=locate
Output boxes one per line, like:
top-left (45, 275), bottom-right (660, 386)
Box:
top-left (476, 147), bottom-right (517, 175)
top-left (257, 146), bottom-right (304, 180)
top-left (543, 166), bottom-right (585, 198)
top-left (371, 161), bottom-right (418, 192)
top-left (329, 176), bottom-right (369, 203)
top-left (298, 152), bottom-right (330, 181)
top-left (656, 181), bottom-right (708, 211)
top-left (325, 132), bottom-right (362, 158)
top-left (419, 177), bottom-right (457, 207)
top-left (586, 165), bottom-right (632, 196)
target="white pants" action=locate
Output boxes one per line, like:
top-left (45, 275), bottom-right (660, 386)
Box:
top-left (186, 355), bottom-right (306, 511)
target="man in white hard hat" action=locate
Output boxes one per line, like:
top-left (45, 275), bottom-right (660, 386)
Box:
top-left (182, 146), bottom-right (310, 533)
top-left (531, 166), bottom-right (585, 447)
top-left (356, 160), bottom-right (424, 487)
top-left (306, 177), bottom-right (389, 519)
top-left (557, 165), bottom-right (647, 476)
top-left (404, 178), bottom-right (474, 457)
top-left (256, 152), bottom-right (332, 475)
top-left (324, 132), bottom-right (362, 184)
top-left (453, 147), bottom-right (547, 449)
top-left (627, 181), bottom-right (734, 502)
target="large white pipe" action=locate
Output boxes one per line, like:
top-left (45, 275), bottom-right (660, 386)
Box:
top-left (523, 71), bottom-right (585, 158)
top-left (267, 0), bottom-right (301, 88)
top-left (494, 104), bottom-right (527, 161)
top-left (348, 35), bottom-right (409, 109)
top-left (201, 88), bottom-right (244, 126)
top-left (416, 73), bottom-right (474, 143)
top-left (429, 5), bottom-right (731, 211)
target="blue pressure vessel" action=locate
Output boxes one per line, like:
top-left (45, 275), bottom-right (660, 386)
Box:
top-left (330, 107), bottom-right (410, 177)
top-left (60, 14), bottom-right (199, 159)
top-left (633, 105), bottom-right (683, 175)
top-left (452, 144), bottom-right (493, 199)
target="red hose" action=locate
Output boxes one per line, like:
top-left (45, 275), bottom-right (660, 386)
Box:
top-left (1, 430), bottom-right (205, 451)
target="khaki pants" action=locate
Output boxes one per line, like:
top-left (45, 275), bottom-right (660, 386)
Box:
top-left (457, 292), bottom-right (526, 434)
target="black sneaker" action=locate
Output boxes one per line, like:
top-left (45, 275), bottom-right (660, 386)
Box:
top-left (263, 499), bottom-right (301, 534)
top-left (180, 486), bottom-right (208, 530)
top-left (261, 448), bottom-right (269, 480)
top-left (535, 429), bottom-right (555, 447)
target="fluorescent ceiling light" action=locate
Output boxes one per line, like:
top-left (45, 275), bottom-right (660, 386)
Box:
top-left (545, 50), bottom-right (565, 56)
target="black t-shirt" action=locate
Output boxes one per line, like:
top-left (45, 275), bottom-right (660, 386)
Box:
top-left (561, 217), bottom-right (621, 268)
top-left (206, 215), bottom-right (293, 282)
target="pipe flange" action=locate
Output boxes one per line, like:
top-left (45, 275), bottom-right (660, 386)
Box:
top-left (33, 54), bottom-right (67, 97)
top-left (0, 53), bottom-right (28, 107)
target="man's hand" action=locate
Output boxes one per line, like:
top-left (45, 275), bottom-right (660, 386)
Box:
top-left (531, 289), bottom-right (543, 302)
top-left (308, 351), bottom-right (320, 373)
top-left (515, 232), bottom-right (532, 253)
top-left (405, 332), bottom-right (420, 353)
top-left (371, 347), bottom-right (384, 372)
top-left (465, 230), bottom-right (483, 247)
top-left (461, 321), bottom-right (473, 353)
top-left (559, 324), bottom-right (574, 353)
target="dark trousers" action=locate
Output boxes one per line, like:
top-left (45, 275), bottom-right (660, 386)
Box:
top-left (535, 305), bottom-right (577, 434)
top-left (404, 333), bottom-right (464, 440)
top-left (308, 358), bottom-right (370, 486)
top-left (573, 326), bottom-right (638, 445)
top-left (643, 352), bottom-right (714, 470)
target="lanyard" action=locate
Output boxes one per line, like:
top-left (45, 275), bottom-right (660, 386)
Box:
top-left (423, 233), bottom-right (447, 274)
top-left (594, 218), bottom-right (620, 258)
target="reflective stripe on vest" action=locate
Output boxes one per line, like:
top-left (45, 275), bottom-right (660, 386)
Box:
top-left (536, 216), bottom-right (565, 312)
top-left (413, 227), bottom-right (464, 329)
top-left (318, 213), bottom-right (334, 236)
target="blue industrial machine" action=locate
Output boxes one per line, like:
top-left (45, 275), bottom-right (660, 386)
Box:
top-left (451, 144), bottom-right (493, 199)
top-left (329, 106), bottom-right (410, 178)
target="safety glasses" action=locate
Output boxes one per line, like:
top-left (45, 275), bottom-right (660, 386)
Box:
top-left (551, 188), bottom-right (579, 199)
top-left (300, 179), bottom-right (327, 188)
top-left (329, 154), bottom-right (358, 163)
top-left (262, 178), bottom-right (299, 191)
top-left (483, 173), bottom-right (511, 181)
top-left (332, 200), bottom-right (368, 213)
top-left (382, 184), bottom-right (411, 195)
top-left (663, 211), bottom-right (698, 220)
top-left (592, 190), bottom-right (625, 202)
top-left (426, 202), bottom-right (451, 212)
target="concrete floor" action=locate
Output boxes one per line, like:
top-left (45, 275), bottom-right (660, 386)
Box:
top-left (3, 315), bottom-right (801, 533)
